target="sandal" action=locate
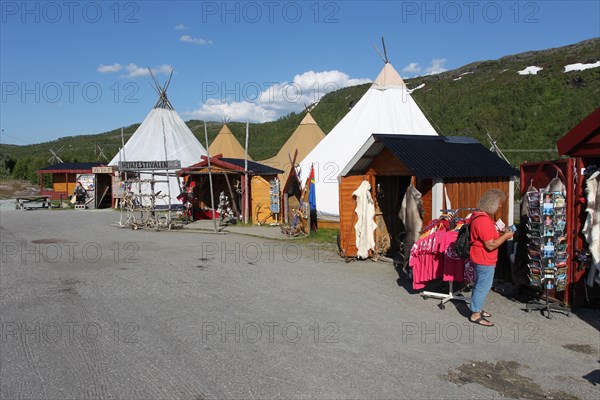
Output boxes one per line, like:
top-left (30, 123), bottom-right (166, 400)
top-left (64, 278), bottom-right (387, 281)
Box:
top-left (470, 316), bottom-right (494, 327)
top-left (481, 310), bottom-right (492, 318)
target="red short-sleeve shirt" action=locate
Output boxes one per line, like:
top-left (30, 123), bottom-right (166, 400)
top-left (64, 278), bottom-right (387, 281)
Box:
top-left (469, 211), bottom-right (499, 265)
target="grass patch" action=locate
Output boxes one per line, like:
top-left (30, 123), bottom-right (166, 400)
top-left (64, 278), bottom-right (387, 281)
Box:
top-left (296, 228), bottom-right (340, 246)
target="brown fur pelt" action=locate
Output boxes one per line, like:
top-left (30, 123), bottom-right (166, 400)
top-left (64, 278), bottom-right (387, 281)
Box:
top-left (513, 185), bottom-right (538, 286)
top-left (398, 185), bottom-right (424, 273)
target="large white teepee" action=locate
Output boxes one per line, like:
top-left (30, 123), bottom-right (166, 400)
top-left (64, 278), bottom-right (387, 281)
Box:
top-left (298, 62), bottom-right (439, 219)
top-left (109, 72), bottom-right (207, 205)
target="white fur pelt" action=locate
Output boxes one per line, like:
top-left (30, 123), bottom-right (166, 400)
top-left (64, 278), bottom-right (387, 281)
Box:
top-left (583, 171), bottom-right (600, 287)
top-left (398, 185), bottom-right (424, 272)
top-left (545, 176), bottom-right (566, 197)
top-left (353, 181), bottom-right (377, 260)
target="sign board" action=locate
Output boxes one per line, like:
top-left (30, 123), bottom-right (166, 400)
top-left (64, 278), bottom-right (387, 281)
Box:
top-left (76, 174), bottom-right (95, 191)
top-left (118, 160), bottom-right (181, 171)
top-left (92, 166), bottom-right (113, 174)
top-left (112, 175), bottom-right (125, 198)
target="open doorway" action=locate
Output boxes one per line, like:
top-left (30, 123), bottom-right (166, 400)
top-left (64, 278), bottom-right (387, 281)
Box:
top-left (95, 174), bottom-right (113, 209)
top-left (375, 175), bottom-right (411, 255)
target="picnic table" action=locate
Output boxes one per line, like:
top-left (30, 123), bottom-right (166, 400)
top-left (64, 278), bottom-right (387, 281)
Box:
top-left (15, 196), bottom-right (52, 210)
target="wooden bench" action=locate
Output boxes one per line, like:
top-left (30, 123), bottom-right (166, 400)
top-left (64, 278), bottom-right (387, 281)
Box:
top-left (15, 196), bottom-right (52, 210)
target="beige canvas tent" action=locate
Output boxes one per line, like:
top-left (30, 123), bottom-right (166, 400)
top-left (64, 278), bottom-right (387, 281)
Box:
top-left (261, 112), bottom-right (325, 179)
top-left (208, 124), bottom-right (251, 160)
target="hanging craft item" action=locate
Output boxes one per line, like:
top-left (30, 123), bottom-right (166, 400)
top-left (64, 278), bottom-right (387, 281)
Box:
top-left (270, 178), bottom-right (280, 214)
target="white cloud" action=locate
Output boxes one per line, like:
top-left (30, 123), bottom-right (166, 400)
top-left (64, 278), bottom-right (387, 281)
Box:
top-left (123, 64), bottom-right (174, 78)
top-left (180, 35), bottom-right (213, 45)
top-left (425, 58), bottom-right (448, 75)
top-left (402, 63), bottom-right (421, 74)
top-left (175, 24), bottom-right (190, 30)
top-left (184, 70), bottom-right (371, 123)
top-left (97, 63), bottom-right (122, 73)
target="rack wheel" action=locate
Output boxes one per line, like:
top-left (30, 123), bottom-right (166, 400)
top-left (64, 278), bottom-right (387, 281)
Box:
top-left (421, 295), bottom-right (428, 300)
top-left (438, 303), bottom-right (445, 310)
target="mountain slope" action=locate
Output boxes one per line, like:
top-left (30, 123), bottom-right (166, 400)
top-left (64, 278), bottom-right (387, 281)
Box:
top-left (2, 38), bottom-right (599, 183)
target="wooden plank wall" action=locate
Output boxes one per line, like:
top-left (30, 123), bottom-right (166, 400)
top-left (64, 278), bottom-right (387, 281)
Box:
top-left (52, 173), bottom-right (76, 195)
top-left (251, 176), bottom-right (277, 225)
top-left (444, 178), bottom-right (510, 222)
top-left (416, 178), bottom-right (433, 223)
top-left (365, 148), bottom-right (412, 176)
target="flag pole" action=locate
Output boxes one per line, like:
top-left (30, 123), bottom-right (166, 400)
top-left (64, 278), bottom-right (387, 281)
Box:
top-left (244, 121), bottom-right (249, 224)
top-left (205, 121), bottom-right (217, 232)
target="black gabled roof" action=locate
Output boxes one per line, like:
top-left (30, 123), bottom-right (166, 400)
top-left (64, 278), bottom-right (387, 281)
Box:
top-left (373, 134), bottom-right (518, 178)
top-left (37, 162), bottom-right (105, 172)
top-left (220, 158), bottom-right (284, 175)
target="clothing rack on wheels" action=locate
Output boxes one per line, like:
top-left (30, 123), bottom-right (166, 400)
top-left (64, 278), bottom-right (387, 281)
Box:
top-left (418, 207), bottom-right (477, 310)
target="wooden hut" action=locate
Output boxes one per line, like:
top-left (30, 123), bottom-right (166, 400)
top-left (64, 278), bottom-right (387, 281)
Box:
top-left (37, 162), bottom-right (105, 202)
top-left (338, 134), bottom-right (518, 258)
top-left (177, 155), bottom-right (283, 224)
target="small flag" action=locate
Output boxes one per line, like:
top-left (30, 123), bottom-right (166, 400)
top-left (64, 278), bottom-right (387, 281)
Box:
top-left (306, 164), bottom-right (316, 211)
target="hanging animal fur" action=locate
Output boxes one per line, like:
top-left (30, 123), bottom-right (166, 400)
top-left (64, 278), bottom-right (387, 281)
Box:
top-left (583, 171), bottom-right (600, 287)
top-left (353, 181), bottom-right (377, 260)
top-left (513, 185), bottom-right (539, 287)
top-left (398, 185), bottom-right (424, 274)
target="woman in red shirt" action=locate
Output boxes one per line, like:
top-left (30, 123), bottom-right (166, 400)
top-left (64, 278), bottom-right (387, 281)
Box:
top-left (469, 189), bottom-right (514, 326)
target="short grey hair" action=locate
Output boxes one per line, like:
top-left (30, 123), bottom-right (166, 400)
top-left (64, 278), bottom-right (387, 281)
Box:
top-left (477, 189), bottom-right (506, 214)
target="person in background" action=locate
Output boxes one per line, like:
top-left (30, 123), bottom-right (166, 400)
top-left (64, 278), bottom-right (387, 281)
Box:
top-left (73, 182), bottom-right (87, 205)
top-left (468, 189), bottom-right (514, 327)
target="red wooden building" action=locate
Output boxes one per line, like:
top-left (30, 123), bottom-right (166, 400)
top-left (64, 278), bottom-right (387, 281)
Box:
top-left (36, 162), bottom-right (105, 201)
top-left (177, 155), bottom-right (282, 223)
top-left (521, 107), bottom-right (600, 307)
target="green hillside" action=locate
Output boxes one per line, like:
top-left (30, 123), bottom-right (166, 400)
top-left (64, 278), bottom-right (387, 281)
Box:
top-left (2, 38), bottom-right (599, 184)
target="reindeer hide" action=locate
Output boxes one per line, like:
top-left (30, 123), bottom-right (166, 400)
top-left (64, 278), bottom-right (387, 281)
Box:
top-left (398, 185), bottom-right (424, 270)
top-left (353, 181), bottom-right (377, 260)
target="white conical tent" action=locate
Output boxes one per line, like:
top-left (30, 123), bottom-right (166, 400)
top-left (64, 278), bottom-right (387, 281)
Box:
top-left (260, 112), bottom-right (325, 180)
top-left (109, 79), bottom-right (207, 205)
top-left (298, 62), bottom-right (439, 219)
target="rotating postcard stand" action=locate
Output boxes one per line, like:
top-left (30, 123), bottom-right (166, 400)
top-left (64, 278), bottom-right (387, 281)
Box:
top-left (524, 190), bottom-right (570, 318)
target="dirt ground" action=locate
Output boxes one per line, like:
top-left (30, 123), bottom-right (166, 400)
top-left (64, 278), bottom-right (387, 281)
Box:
top-left (0, 179), bottom-right (39, 199)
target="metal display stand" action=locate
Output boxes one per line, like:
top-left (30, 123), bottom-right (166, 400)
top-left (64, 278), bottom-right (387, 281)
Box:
top-left (421, 281), bottom-right (470, 310)
top-left (526, 282), bottom-right (571, 318)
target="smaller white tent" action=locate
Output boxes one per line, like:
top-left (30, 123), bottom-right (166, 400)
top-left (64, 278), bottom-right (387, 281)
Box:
top-left (109, 73), bottom-right (207, 205)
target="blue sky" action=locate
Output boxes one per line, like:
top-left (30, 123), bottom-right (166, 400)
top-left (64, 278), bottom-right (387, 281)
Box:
top-left (1, 0), bottom-right (599, 145)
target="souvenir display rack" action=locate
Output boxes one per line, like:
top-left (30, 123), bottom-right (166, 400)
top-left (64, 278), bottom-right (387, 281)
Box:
top-left (524, 189), bottom-right (571, 317)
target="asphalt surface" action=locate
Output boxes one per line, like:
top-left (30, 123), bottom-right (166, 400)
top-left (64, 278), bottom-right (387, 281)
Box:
top-left (1, 209), bottom-right (598, 399)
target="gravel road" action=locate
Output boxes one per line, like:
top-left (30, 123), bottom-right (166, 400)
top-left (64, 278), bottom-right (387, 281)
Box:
top-left (1, 209), bottom-right (598, 399)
